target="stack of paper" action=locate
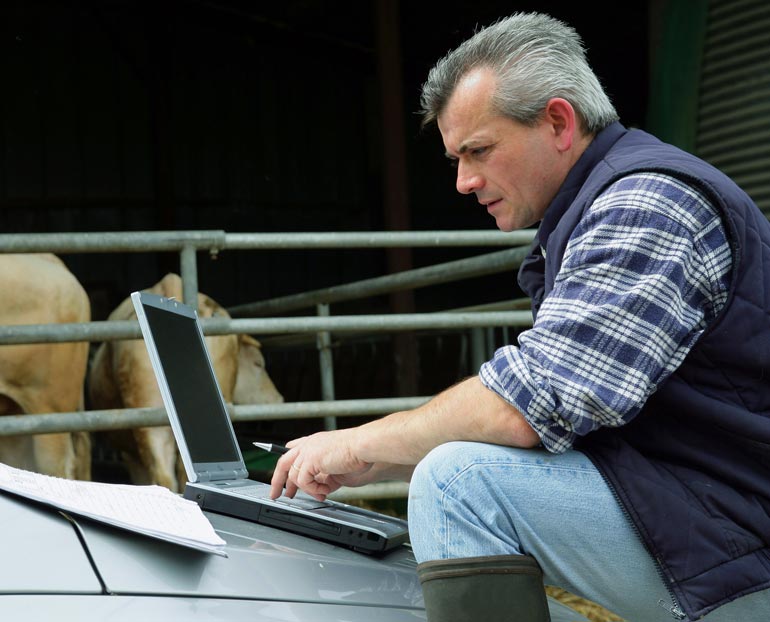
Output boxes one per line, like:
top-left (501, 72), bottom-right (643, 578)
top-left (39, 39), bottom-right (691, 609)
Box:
top-left (0, 462), bottom-right (227, 556)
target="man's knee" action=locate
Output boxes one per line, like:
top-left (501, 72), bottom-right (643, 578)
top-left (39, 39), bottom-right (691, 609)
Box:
top-left (408, 442), bottom-right (489, 561)
top-left (408, 442), bottom-right (532, 561)
top-left (409, 441), bottom-right (485, 505)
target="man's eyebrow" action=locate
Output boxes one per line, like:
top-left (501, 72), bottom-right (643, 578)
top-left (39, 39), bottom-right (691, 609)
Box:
top-left (445, 137), bottom-right (494, 158)
top-left (444, 144), bottom-right (471, 159)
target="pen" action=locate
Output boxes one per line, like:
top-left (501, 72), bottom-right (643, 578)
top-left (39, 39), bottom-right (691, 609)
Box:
top-left (253, 441), bottom-right (289, 455)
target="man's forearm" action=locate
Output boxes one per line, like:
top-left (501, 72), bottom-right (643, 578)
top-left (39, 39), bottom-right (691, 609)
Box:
top-left (353, 376), bottom-right (540, 466)
top-left (356, 462), bottom-right (416, 484)
top-left (270, 376), bottom-right (540, 501)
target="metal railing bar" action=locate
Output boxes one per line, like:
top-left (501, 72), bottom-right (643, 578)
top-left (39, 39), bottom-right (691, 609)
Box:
top-left (0, 397), bottom-right (432, 436)
top-left (316, 303), bottom-right (337, 431)
top-left (229, 246), bottom-right (531, 317)
top-left (224, 229), bottom-right (536, 248)
top-left (180, 244), bottom-right (199, 306)
top-left (258, 298), bottom-right (534, 349)
top-left (233, 397), bottom-right (430, 419)
top-left (0, 311), bottom-right (534, 345)
top-left (0, 230), bottom-right (227, 253)
top-left (451, 297), bottom-right (533, 313)
top-left (0, 319), bottom-right (141, 344)
top-left (0, 229), bottom-right (536, 254)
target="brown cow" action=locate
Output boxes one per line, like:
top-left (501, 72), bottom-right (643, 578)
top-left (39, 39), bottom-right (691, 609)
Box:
top-left (0, 254), bottom-right (91, 480)
top-left (88, 273), bottom-right (283, 492)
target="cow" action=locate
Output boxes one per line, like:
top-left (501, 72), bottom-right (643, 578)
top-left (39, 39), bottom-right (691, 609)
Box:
top-left (88, 273), bottom-right (283, 492)
top-left (0, 253), bottom-right (92, 480)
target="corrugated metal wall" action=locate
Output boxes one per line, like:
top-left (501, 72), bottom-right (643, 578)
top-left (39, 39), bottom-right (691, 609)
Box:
top-left (696, 0), bottom-right (770, 218)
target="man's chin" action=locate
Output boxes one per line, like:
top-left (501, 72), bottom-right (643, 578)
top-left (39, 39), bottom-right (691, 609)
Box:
top-left (492, 216), bottom-right (516, 232)
top-left (492, 212), bottom-right (536, 232)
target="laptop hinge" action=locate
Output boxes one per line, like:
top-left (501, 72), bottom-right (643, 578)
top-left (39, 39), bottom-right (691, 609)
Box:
top-left (196, 468), bottom-right (247, 483)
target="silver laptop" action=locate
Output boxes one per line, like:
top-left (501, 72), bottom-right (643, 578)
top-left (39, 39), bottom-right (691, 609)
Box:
top-left (130, 291), bottom-right (409, 554)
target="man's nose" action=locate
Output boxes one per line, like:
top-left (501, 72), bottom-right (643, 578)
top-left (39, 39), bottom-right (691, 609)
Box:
top-left (456, 162), bottom-right (483, 195)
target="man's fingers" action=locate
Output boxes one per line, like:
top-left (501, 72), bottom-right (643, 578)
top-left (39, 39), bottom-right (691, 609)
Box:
top-left (285, 436), bottom-right (307, 450)
top-left (269, 460), bottom-right (289, 498)
top-left (269, 432), bottom-right (361, 501)
top-left (297, 478), bottom-right (331, 501)
top-left (269, 448), bottom-right (300, 499)
top-left (284, 458), bottom-right (304, 498)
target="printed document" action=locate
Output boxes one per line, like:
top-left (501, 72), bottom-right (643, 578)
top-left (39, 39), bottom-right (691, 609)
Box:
top-left (0, 462), bottom-right (226, 556)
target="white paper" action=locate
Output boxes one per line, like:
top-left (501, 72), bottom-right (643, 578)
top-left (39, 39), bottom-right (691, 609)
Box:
top-left (0, 462), bottom-right (226, 556)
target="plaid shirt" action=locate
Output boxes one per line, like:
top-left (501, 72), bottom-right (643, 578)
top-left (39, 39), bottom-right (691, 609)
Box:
top-left (480, 172), bottom-right (732, 453)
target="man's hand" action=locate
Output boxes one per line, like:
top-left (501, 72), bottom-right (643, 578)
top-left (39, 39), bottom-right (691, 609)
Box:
top-left (269, 428), bottom-right (373, 501)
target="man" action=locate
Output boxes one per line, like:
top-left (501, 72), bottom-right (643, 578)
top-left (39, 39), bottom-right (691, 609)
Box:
top-left (270, 13), bottom-right (770, 621)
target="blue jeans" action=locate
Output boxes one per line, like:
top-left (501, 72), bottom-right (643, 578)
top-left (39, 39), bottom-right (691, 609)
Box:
top-left (407, 441), bottom-right (769, 622)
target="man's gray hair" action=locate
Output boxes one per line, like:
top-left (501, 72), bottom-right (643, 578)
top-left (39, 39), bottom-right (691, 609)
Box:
top-left (420, 12), bottom-right (619, 134)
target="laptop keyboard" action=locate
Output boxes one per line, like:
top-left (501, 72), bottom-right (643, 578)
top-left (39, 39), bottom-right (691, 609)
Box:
top-left (234, 484), bottom-right (330, 510)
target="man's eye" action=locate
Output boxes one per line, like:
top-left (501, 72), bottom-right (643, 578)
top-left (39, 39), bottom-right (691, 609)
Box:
top-left (448, 159), bottom-right (459, 169)
top-left (471, 146), bottom-right (488, 156)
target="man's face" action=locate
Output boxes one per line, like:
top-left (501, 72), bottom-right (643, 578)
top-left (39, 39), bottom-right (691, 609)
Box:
top-left (437, 68), bottom-right (568, 231)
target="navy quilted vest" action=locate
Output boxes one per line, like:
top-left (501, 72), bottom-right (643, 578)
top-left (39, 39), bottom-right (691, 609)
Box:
top-left (518, 122), bottom-right (770, 620)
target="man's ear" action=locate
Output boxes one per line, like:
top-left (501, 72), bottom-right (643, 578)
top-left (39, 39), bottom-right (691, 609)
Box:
top-left (543, 97), bottom-right (578, 152)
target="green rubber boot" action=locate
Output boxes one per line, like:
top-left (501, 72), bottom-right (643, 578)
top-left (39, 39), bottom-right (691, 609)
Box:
top-left (417, 554), bottom-right (551, 621)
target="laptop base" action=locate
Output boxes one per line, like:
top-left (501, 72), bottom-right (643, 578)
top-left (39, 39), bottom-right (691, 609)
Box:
top-left (184, 482), bottom-right (409, 554)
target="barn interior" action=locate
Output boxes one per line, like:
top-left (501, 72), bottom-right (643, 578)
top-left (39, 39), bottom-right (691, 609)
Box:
top-left (1, 0), bottom-right (767, 480)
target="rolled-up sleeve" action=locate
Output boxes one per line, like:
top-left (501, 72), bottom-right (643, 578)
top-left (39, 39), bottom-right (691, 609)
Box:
top-left (480, 173), bottom-right (731, 453)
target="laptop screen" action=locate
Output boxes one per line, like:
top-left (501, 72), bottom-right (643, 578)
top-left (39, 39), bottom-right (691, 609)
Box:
top-left (141, 302), bottom-right (242, 465)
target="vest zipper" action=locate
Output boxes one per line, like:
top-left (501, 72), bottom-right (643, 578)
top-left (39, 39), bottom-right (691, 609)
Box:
top-left (585, 452), bottom-right (686, 620)
top-left (612, 480), bottom-right (685, 620)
